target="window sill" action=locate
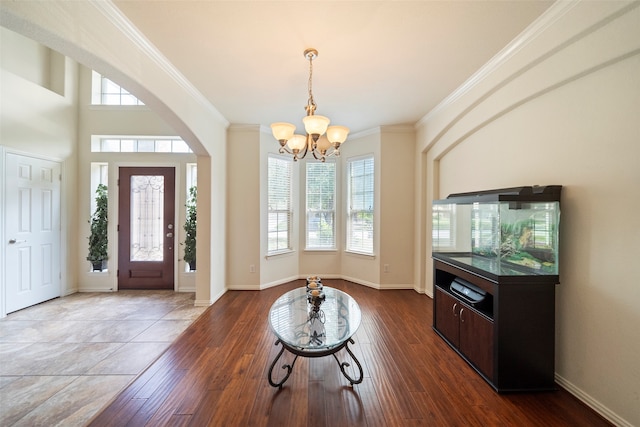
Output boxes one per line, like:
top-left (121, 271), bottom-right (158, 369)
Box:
top-left (88, 104), bottom-right (149, 110)
top-left (265, 249), bottom-right (295, 260)
top-left (304, 248), bottom-right (338, 253)
top-left (344, 250), bottom-right (376, 259)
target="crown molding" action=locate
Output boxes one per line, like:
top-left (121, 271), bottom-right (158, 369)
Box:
top-left (379, 125), bottom-right (416, 134)
top-left (228, 124), bottom-right (262, 133)
top-left (417, 0), bottom-right (579, 128)
top-left (350, 127), bottom-right (381, 140)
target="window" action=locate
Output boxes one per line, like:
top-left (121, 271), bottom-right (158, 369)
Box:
top-left (347, 155), bottom-right (374, 254)
top-left (91, 136), bottom-right (192, 153)
top-left (306, 162), bottom-right (336, 249)
top-left (433, 204), bottom-right (456, 249)
top-left (91, 71), bottom-right (144, 105)
top-left (268, 155), bottom-right (293, 254)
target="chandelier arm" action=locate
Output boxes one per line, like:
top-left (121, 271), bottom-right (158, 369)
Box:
top-left (279, 145), bottom-right (293, 155)
top-left (295, 140), bottom-right (309, 161)
top-left (311, 148), bottom-right (326, 163)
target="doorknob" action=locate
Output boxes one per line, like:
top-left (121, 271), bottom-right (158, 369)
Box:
top-left (166, 233), bottom-right (173, 238)
top-left (9, 239), bottom-right (26, 244)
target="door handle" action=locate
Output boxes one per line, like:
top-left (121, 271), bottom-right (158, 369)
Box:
top-left (9, 239), bottom-right (26, 244)
top-left (166, 233), bottom-right (173, 238)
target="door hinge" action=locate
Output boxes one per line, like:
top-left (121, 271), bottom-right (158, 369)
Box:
top-left (117, 224), bottom-right (119, 232)
top-left (117, 269), bottom-right (119, 277)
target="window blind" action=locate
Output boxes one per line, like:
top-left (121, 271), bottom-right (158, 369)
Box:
top-left (306, 162), bottom-right (336, 249)
top-left (268, 155), bottom-right (293, 254)
top-left (347, 156), bottom-right (374, 254)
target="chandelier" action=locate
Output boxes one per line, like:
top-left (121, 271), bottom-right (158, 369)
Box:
top-left (270, 48), bottom-right (349, 162)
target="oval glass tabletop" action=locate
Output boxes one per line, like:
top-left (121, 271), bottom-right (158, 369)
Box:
top-left (268, 286), bottom-right (361, 352)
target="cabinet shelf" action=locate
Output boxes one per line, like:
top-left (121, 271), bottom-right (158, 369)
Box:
top-left (433, 258), bottom-right (556, 392)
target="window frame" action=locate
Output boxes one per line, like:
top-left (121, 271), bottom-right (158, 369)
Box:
top-left (267, 154), bottom-right (294, 256)
top-left (90, 136), bottom-right (192, 153)
top-left (91, 71), bottom-right (145, 106)
top-left (346, 154), bottom-right (375, 256)
top-left (305, 160), bottom-right (337, 251)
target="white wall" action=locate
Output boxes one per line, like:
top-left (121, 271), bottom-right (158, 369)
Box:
top-left (1, 1), bottom-right (229, 306)
top-left (0, 27), bottom-right (80, 302)
top-left (416, 2), bottom-right (640, 425)
top-left (76, 66), bottom-right (199, 292)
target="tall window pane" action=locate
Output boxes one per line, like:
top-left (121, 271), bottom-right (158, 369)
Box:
top-left (347, 156), bottom-right (374, 254)
top-left (268, 155), bottom-right (293, 254)
top-left (306, 162), bottom-right (336, 249)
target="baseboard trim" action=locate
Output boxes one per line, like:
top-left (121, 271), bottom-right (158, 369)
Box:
top-left (77, 288), bottom-right (116, 293)
top-left (555, 373), bottom-right (632, 427)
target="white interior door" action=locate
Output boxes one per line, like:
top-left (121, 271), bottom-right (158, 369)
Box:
top-left (4, 152), bottom-right (61, 314)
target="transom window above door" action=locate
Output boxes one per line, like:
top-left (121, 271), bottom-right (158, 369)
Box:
top-left (91, 136), bottom-right (192, 153)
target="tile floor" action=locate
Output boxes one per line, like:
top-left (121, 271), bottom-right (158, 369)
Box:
top-left (0, 290), bottom-right (207, 426)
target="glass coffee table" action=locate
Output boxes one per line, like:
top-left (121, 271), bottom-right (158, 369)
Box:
top-left (267, 286), bottom-right (363, 388)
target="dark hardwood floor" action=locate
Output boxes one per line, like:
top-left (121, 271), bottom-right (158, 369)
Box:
top-left (89, 280), bottom-right (610, 426)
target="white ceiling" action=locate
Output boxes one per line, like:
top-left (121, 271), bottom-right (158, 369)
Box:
top-left (113, 1), bottom-right (554, 134)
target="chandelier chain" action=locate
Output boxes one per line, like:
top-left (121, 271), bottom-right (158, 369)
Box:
top-left (307, 53), bottom-right (316, 113)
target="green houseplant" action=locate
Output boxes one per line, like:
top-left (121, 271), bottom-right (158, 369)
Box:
top-left (183, 185), bottom-right (197, 271)
top-left (87, 184), bottom-right (108, 271)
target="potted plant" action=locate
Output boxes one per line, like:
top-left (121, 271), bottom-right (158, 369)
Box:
top-left (183, 185), bottom-right (197, 271)
top-left (87, 184), bottom-right (108, 271)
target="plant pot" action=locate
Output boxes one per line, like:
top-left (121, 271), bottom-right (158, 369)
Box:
top-left (92, 261), bottom-right (105, 271)
top-left (188, 260), bottom-right (196, 271)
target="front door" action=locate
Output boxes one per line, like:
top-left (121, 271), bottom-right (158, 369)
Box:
top-left (118, 167), bottom-right (175, 289)
top-left (5, 152), bottom-right (61, 313)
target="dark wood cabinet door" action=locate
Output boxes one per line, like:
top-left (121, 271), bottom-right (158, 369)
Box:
top-left (434, 288), bottom-right (460, 347)
top-left (459, 305), bottom-right (494, 381)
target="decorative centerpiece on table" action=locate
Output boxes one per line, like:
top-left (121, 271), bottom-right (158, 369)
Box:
top-left (306, 276), bottom-right (326, 319)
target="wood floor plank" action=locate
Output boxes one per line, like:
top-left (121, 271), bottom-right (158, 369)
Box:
top-left (90, 280), bottom-right (612, 427)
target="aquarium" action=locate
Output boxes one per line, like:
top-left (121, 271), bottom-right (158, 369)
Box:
top-left (432, 186), bottom-right (561, 278)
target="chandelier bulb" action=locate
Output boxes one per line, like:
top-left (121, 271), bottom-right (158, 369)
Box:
top-left (271, 48), bottom-right (347, 161)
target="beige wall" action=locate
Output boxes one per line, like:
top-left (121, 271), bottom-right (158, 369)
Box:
top-left (417, 2), bottom-right (640, 425)
top-left (225, 125), bottom-right (416, 290)
top-left (226, 125), bottom-right (262, 289)
top-left (379, 127), bottom-right (416, 288)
